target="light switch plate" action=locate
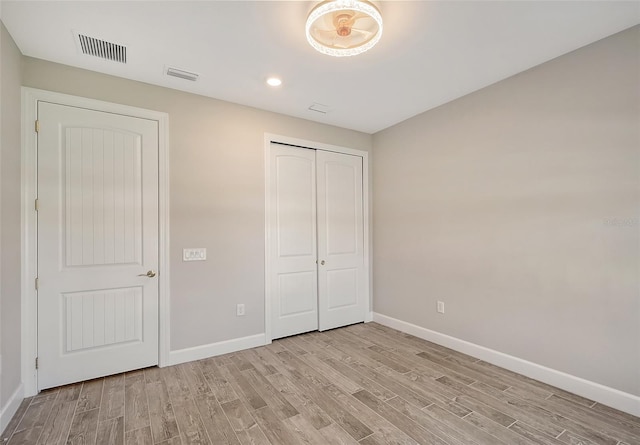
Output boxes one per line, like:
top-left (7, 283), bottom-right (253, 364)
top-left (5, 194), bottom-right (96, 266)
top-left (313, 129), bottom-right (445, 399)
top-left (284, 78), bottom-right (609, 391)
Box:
top-left (183, 248), bottom-right (206, 261)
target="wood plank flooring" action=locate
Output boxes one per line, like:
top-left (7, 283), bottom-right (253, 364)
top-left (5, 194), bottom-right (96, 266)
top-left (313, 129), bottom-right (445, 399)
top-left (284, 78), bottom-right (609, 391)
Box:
top-left (2, 323), bottom-right (639, 445)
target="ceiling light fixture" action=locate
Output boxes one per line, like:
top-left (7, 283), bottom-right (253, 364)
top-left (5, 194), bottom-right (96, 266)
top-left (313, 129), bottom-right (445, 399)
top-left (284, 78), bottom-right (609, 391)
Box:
top-left (306, 0), bottom-right (383, 57)
top-left (266, 77), bottom-right (282, 87)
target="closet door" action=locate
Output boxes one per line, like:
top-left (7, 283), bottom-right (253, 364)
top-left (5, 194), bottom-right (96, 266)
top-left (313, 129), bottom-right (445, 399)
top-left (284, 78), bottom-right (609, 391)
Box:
top-left (269, 143), bottom-right (319, 339)
top-left (317, 151), bottom-right (365, 330)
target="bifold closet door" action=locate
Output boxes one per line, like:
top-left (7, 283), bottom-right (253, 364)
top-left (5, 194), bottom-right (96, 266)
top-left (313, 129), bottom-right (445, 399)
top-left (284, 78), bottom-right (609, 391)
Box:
top-left (269, 144), bottom-right (319, 339)
top-left (316, 150), bottom-right (365, 331)
top-left (269, 143), bottom-right (365, 340)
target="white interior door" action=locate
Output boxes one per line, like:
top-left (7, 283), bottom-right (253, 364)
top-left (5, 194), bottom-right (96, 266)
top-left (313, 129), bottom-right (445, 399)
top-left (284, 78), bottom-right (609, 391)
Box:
top-left (269, 143), bottom-right (366, 339)
top-left (317, 150), bottom-right (365, 331)
top-left (269, 143), bottom-right (319, 339)
top-left (37, 102), bottom-right (159, 389)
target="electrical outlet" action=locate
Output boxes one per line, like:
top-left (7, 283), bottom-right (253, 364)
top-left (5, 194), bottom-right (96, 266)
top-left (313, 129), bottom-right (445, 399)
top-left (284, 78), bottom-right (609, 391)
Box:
top-left (236, 303), bottom-right (245, 316)
top-left (437, 301), bottom-right (445, 314)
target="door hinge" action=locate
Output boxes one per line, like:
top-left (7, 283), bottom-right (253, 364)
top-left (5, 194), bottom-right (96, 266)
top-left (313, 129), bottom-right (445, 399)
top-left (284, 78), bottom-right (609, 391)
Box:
top-left (35, 199), bottom-right (39, 211)
top-left (35, 357), bottom-right (39, 370)
top-left (35, 277), bottom-right (39, 290)
top-left (35, 120), bottom-right (40, 133)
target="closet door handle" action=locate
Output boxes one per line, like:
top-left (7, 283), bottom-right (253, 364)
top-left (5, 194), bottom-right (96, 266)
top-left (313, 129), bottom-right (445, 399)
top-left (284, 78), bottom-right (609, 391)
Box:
top-left (320, 260), bottom-right (325, 266)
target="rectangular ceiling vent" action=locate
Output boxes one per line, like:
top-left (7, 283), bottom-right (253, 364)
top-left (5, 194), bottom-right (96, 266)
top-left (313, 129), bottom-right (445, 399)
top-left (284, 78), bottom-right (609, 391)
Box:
top-left (78, 33), bottom-right (126, 63)
top-left (308, 103), bottom-right (332, 114)
top-left (166, 67), bottom-right (199, 82)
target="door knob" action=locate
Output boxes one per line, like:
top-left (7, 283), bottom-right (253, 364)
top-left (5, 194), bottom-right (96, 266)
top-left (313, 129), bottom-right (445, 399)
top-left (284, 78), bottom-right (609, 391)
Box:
top-left (138, 270), bottom-right (156, 278)
top-left (320, 260), bottom-right (325, 265)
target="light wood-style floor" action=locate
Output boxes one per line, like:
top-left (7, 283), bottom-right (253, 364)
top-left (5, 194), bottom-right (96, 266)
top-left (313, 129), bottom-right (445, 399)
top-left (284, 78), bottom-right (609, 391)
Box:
top-left (2, 323), bottom-right (639, 445)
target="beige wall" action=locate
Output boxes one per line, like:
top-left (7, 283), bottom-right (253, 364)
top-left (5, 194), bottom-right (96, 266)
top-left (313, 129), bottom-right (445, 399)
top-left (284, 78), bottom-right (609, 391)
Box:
top-left (372, 26), bottom-right (640, 396)
top-left (22, 57), bottom-right (372, 351)
top-left (1, 22), bottom-right (23, 407)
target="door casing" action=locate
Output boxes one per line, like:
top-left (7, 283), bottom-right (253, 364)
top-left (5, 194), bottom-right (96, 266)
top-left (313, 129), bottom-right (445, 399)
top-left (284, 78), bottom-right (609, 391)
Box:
top-left (21, 88), bottom-right (170, 396)
top-left (264, 133), bottom-right (372, 343)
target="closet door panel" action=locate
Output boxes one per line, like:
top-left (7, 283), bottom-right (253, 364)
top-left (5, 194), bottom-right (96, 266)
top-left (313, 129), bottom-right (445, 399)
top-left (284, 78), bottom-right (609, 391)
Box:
top-left (269, 143), bottom-right (319, 339)
top-left (317, 151), bottom-right (366, 330)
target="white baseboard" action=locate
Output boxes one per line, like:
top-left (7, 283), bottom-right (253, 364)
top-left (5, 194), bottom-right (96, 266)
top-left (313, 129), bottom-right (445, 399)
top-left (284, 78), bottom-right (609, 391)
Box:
top-left (166, 333), bottom-right (266, 366)
top-left (1, 383), bottom-right (24, 435)
top-left (373, 312), bottom-right (640, 417)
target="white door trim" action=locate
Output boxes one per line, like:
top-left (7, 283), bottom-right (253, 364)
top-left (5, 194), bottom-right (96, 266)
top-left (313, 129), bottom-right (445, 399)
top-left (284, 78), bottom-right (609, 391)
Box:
top-left (264, 133), bottom-right (371, 343)
top-left (21, 87), bottom-right (171, 396)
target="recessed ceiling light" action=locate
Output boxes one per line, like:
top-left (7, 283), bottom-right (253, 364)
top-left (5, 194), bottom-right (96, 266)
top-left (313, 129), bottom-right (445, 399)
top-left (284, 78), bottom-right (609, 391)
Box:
top-left (266, 77), bottom-right (282, 87)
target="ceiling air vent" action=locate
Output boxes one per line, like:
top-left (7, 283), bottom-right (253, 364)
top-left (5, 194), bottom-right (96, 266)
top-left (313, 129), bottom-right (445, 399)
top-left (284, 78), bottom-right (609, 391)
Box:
top-left (308, 103), bottom-right (331, 114)
top-left (166, 67), bottom-right (199, 82)
top-left (78, 33), bottom-right (126, 63)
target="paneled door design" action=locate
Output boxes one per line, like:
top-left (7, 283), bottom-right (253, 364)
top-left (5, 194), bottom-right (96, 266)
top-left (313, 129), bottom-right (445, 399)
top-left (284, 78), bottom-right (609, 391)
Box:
top-left (269, 142), bottom-right (365, 339)
top-left (37, 102), bottom-right (159, 389)
top-left (269, 144), bottom-right (319, 339)
top-left (317, 150), bottom-right (365, 331)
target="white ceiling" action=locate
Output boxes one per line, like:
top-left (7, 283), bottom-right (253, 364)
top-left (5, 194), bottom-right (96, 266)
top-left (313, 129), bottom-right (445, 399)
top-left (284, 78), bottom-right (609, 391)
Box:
top-left (2, 1), bottom-right (639, 133)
